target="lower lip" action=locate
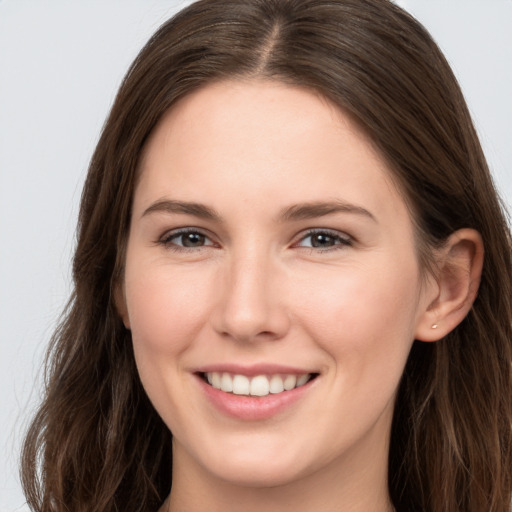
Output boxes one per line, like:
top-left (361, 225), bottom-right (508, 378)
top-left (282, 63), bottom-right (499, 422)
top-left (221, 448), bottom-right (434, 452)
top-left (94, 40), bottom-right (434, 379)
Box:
top-left (196, 374), bottom-right (316, 421)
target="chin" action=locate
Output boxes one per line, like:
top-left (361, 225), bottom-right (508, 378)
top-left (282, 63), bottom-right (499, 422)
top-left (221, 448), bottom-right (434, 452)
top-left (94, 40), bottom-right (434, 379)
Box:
top-left (210, 458), bottom-right (306, 488)
top-left (182, 434), bottom-right (313, 488)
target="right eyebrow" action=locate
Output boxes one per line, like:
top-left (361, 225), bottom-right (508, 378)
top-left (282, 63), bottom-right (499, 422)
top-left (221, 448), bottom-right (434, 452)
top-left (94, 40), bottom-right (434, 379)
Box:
top-left (141, 199), bottom-right (223, 222)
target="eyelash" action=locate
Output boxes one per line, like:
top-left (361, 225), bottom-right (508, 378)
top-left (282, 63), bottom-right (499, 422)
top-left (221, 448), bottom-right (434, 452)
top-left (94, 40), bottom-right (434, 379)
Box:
top-left (158, 228), bottom-right (353, 253)
top-left (159, 228), bottom-right (216, 252)
top-left (294, 229), bottom-right (353, 252)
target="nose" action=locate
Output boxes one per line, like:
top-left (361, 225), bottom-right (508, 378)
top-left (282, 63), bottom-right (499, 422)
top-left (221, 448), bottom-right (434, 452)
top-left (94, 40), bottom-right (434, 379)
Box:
top-left (211, 250), bottom-right (290, 344)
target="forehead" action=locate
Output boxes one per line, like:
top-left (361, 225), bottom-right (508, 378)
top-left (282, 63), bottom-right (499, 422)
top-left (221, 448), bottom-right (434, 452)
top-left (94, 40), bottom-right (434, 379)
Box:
top-left (135, 79), bottom-right (408, 225)
top-left (142, 80), bottom-right (373, 164)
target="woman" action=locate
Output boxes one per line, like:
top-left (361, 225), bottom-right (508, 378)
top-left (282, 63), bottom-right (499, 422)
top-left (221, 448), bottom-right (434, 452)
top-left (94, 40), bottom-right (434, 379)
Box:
top-left (21, 1), bottom-right (512, 511)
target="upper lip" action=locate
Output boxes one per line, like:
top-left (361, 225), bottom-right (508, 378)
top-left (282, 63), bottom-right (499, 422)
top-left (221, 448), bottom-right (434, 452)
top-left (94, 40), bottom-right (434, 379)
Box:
top-left (194, 363), bottom-right (317, 377)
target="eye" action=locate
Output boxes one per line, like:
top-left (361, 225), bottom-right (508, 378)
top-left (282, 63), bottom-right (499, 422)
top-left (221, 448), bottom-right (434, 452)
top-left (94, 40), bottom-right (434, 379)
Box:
top-left (295, 229), bottom-right (352, 250)
top-left (160, 229), bottom-right (216, 250)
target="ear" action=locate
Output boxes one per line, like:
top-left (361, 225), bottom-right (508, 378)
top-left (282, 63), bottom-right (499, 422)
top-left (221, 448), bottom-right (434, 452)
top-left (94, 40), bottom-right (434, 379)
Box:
top-left (415, 228), bottom-right (484, 342)
top-left (114, 281), bottom-right (131, 330)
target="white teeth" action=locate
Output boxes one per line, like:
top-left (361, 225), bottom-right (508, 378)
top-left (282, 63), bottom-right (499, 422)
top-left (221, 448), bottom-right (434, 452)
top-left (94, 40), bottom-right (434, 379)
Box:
top-left (250, 375), bottom-right (270, 396)
top-left (283, 374), bottom-right (297, 390)
top-left (221, 372), bottom-right (233, 392)
top-left (232, 374), bottom-right (250, 395)
top-left (211, 372), bottom-right (221, 389)
top-left (205, 372), bottom-right (312, 397)
top-left (296, 374), bottom-right (309, 387)
top-left (269, 375), bottom-right (284, 394)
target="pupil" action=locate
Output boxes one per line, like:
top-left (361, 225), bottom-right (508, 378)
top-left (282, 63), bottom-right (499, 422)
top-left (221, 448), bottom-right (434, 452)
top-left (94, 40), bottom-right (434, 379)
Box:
top-left (183, 233), bottom-right (204, 247)
top-left (312, 233), bottom-right (333, 247)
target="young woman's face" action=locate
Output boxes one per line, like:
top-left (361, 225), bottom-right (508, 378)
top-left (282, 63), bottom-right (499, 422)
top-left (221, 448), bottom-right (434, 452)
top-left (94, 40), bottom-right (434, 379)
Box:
top-left (120, 80), bottom-right (435, 489)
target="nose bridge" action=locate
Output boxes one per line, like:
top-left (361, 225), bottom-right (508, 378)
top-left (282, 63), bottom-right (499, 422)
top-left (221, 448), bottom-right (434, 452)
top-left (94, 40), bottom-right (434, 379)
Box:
top-left (213, 244), bottom-right (288, 342)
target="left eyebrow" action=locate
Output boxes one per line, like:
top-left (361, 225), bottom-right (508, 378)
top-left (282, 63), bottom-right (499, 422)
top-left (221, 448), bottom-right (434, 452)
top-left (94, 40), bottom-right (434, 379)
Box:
top-left (278, 200), bottom-right (377, 223)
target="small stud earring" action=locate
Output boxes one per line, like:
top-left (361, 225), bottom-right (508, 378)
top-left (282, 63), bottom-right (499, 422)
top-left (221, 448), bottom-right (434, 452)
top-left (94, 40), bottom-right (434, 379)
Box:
top-left (431, 324), bottom-right (438, 329)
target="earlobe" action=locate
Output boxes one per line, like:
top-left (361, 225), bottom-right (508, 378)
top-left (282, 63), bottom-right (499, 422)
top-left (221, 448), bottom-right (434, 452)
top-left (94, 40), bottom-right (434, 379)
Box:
top-left (415, 228), bottom-right (484, 342)
top-left (114, 282), bottom-right (131, 329)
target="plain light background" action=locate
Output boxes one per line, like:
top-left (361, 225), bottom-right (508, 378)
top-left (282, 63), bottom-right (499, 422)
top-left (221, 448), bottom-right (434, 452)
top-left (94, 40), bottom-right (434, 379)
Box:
top-left (0, 1), bottom-right (510, 510)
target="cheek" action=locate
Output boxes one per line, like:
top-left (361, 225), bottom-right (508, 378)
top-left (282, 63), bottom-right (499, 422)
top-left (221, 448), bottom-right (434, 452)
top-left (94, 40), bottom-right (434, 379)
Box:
top-left (292, 258), bottom-right (421, 363)
top-left (123, 262), bottom-right (219, 432)
top-left (124, 263), bottom-right (214, 366)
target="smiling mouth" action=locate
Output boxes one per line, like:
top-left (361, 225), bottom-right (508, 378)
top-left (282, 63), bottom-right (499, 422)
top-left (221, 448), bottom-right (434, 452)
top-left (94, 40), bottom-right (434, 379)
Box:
top-left (201, 372), bottom-right (318, 397)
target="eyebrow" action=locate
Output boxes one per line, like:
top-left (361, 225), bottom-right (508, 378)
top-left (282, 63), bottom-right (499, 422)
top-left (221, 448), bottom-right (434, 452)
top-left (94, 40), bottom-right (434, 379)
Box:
top-left (278, 200), bottom-right (377, 223)
top-left (141, 198), bottom-right (376, 223)
top-left (141, 199), bottom-right (223, 221)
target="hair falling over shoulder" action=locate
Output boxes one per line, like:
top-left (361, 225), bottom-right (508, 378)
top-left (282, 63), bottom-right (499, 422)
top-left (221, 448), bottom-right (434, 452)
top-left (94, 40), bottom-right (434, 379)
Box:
top-left (21, 1), bottom-right (512, 511)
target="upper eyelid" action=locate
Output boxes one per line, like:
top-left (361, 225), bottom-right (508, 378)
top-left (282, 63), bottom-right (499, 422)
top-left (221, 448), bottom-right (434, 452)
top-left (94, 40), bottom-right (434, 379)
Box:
top-left (302, 228), bottom-right (350, 237)
top-left (160, 226), bottom-right (214, 240)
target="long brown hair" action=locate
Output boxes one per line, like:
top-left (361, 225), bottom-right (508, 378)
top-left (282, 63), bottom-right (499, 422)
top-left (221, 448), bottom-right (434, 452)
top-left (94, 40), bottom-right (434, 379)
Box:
top-left (21, 1), bottom-right (512, 511)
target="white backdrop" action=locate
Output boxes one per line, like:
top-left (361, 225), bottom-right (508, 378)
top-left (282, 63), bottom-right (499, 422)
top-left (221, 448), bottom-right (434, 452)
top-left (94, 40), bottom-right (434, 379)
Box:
top-left (1, 1), bottom-right (510, 510)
